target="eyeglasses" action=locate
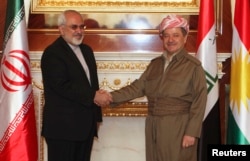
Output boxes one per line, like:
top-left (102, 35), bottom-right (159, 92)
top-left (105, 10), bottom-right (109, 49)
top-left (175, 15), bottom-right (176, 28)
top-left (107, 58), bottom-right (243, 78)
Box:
top-left (65, 24), bottom-right (86, 30)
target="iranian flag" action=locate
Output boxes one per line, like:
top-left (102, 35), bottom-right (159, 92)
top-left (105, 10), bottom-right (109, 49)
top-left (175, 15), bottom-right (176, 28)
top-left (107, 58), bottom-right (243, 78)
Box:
top-left (0, 0), bottom-right (38, 160)
top-left (196, 0), bottom-right (221, 160)
top-left (227, 0), bottom-right (250, 144)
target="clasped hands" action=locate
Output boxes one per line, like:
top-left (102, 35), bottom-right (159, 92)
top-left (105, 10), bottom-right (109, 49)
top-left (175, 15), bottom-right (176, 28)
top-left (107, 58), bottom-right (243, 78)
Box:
top-left (94, 89), bottom-right (113, 107)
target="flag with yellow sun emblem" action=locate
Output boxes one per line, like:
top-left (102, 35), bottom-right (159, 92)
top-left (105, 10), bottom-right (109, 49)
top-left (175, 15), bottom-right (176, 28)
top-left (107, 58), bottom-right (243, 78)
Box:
top-left (227, 0), bottom-right (250, 144)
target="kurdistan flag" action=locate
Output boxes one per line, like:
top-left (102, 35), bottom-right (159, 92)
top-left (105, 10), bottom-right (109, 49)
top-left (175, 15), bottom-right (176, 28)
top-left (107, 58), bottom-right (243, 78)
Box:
top-left (0, 0), bottom-right (38, 160)
top-left (196, 0), bottom-right (221, 160)
top-left (227, 0), bottom-right (250, 144)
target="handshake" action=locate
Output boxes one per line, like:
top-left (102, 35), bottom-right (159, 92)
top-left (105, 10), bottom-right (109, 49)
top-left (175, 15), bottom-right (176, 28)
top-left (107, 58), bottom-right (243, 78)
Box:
top-left (94, 89), bottom-right (113, 107)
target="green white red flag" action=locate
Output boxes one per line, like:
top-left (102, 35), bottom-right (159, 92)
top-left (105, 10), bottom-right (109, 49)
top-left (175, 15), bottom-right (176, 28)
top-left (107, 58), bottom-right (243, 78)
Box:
top-left (227, 0), bottom-right (250, 145)
top-left (0, 0), bottom-right (38, 160)
top-left (196, 0), bottom-right (221, 160)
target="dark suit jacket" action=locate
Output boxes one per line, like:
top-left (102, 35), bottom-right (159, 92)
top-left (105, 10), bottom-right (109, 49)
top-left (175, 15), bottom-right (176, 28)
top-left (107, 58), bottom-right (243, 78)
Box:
top-left (41, 36), bottom-right (102, 141)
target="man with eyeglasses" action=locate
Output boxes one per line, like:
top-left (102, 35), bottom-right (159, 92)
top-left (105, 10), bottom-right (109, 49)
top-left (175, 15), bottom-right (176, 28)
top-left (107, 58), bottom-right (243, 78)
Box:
top-left (41, 10), bottom-right (111, 161)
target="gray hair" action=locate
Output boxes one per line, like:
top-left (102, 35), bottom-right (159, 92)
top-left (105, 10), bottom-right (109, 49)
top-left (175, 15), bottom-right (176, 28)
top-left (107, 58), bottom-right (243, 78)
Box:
top-left (57, 10), bottom-right (81, 26)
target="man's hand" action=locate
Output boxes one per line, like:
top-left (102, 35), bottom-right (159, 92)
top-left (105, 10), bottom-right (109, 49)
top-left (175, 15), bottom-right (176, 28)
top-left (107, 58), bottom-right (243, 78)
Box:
top-left (182, 135), bottom-right (196, 148)
top-left (94, 90), bottom-right (112, 107)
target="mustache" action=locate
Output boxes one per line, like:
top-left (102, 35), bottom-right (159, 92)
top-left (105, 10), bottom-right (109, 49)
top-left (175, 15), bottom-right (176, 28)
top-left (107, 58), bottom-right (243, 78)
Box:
top-left (167, 42), bottom-right (176, 45)
top-left (74, 33), bottom-right (83, 37)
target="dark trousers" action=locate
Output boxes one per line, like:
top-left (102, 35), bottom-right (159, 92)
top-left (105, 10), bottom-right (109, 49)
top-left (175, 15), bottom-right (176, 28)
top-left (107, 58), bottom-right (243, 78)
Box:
top-left (45, 136), bottom-right (94, 161)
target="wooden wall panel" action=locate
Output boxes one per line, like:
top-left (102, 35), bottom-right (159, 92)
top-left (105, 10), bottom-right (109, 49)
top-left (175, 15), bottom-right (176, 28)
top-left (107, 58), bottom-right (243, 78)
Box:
top-left (0, 0), bottom-right (7, 53)
top-left (1, 1), bottom-right (232, 53)
top-left (28, 30), bottom-right (199, 52)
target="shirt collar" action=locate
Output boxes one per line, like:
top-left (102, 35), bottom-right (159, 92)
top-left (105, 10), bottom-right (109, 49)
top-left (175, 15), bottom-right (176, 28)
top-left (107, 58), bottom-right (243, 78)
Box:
top-left (68, 43), bottom-right (79, 52)
top-left (162, 47), bottom-right (187, 62)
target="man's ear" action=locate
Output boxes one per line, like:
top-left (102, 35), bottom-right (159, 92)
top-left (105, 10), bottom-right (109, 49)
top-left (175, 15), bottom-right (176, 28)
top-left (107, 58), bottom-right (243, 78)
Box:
top-left (58, 26), bottom-right (64, 35)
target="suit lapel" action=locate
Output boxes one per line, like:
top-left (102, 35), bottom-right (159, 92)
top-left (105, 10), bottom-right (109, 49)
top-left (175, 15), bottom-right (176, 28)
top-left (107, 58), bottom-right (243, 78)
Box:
top-left (59, 38), bottom-right (91, 85)
top-left (79, 45), bottom-right (93, 85)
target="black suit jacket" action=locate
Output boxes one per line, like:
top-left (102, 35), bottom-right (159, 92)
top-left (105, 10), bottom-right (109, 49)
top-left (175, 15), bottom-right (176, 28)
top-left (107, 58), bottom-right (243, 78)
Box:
top-left (41, 36), bottom-right (102, 141)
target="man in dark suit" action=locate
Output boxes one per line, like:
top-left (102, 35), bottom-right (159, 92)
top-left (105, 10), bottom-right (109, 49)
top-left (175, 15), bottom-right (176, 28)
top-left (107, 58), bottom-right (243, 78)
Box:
top-left (41, 10), bottom-right (112, 161)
